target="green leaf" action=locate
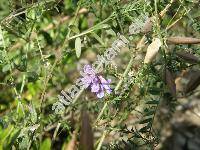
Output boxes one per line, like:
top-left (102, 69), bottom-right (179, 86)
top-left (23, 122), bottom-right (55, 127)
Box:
top-left (40, 138), bottom-right (51, 150)
top-left (7, 129), bottom-right (21, 149)
top-left (139, 125), bottom-right (150, 133)
top-left (106, 29), bottom-right (116, 36)
top-left (91, 32), bottom-right (105, 46)
top-left (69, 25), bottom-right (80, 34)
top-left (133, 132), bottom-right (142, 138)
top-left (112, 20), bottom-right (118, 27)
top-left (14, 55), bottom-right (27, 72)
top-left (148, 87), bottom-right (161, 95)
top-left (30, 105), bottom-right (37, 124)
top-left (27, 72), bottom-right (39, 83)
top-left (145, 110), bottom-right (155, 116)
top-left (93, 24), bottom-right (110, 30)
top-left (39, 31), bottom-right (53, 45)
top-left (0, 125), bottom-right (14, 144)
top-left (2, 64), bottom-right (11, 72)
top-left (75, 37), bottom-right (82, 58)
top-left (19, 135), bottom-right (29, 150)
top-left (139, 118), bottom-right (152, 124)
top-left (101, 24), bottom-right (110, 29)
top-left (146, 100), bottom-right (159, 105)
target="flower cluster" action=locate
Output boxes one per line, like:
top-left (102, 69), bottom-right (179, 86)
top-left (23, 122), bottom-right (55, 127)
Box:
top-left (52, 33), bottom-right (129, 114)
top-left (81, 65), bottom-right (112, 98)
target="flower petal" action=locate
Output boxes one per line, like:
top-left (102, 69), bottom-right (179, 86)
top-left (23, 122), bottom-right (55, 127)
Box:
top-left (105, 87), bottom-right (112, 94)
top-left (96, 90), bottom-right (104, 98)
top-left (91, 83), bottom-right (100, 93)
top-left (98, 76), bottom-right (112, 94)
top-left (98, 76), bottom-right (108, 84)
top-left (84, 64), bottom-right (95, 75)
top-left (107, 79), bottom-right (111, 83)
top-left (81, 76), bottom-right (92, 88)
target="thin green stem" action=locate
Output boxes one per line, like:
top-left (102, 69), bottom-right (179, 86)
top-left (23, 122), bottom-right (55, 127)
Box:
top-left (115, 53), bottom-right (134, 91)
top-left (96, 130), bottom-right (107, 150)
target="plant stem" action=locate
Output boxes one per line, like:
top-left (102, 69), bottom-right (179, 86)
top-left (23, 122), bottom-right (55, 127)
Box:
top-left (96, 130), bottom-right (107, 150)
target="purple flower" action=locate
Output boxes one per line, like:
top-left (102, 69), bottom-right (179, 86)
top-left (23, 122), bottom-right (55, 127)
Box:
top-left (81, 65), bottom-right (96, 88)
top-left (83, 64), bottom-right (96, 75)
top-left (81, 65), bottom-right (112, 98)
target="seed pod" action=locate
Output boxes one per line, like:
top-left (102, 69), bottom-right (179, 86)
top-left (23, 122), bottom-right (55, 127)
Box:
top-left (185, 70), bottom-right (200, 94)
top-left (141, 17), bottom-right (153, 34)
top-left (167, 37), bottom-right (200, 44)
top-left (144, 38), bottom-right (162, 64)
top-left (165, 69), bottom-right (176, 97)
top-left (80, 110), bottom-right (94, 150)
top-left (176, 52), bottom-right (199, 63)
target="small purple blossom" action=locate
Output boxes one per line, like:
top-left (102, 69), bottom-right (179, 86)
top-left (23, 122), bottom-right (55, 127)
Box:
top-left (81, 65), bottom-right (112, 98)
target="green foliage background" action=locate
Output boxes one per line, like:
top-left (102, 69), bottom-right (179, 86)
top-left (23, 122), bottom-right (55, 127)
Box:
top-left (0, 0), bottom-right (200, 149)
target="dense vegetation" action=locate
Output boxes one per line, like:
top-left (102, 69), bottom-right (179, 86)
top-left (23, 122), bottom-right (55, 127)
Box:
top-left (0, 0), bottom-right (200, 149)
